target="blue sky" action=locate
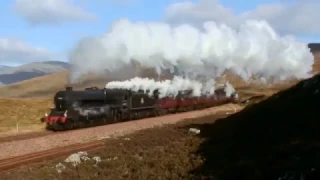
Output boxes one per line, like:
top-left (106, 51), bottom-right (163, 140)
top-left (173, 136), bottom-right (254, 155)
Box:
top-left (0, 0), bottom-right (319, 66)
top-left (1, 0), bottom-right (178, 62)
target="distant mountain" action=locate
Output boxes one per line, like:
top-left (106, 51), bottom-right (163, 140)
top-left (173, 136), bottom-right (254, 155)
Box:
top-left (0, 65), bottom-right (11, 71)
top-left (0, 61), bottom-right (70, 85)
top-left (308, 43), bottom-right (320, 53)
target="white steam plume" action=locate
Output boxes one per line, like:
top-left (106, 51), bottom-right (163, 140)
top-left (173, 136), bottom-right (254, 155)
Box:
top-left (105, 76), bottom-right (237, 98)
top-left (69, 19), bottom-right (314, 83)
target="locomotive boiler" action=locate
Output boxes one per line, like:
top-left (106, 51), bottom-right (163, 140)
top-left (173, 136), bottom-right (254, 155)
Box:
top-left (41, 86), bottom-right (238, 131)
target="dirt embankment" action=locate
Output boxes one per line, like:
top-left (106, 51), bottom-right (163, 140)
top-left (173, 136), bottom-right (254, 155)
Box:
top-left (190, 73), bottom-right (320, 179)
top-left (0, 112), bottom-right (230, 180)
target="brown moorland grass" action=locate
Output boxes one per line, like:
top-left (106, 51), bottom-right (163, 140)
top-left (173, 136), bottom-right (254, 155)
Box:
top-left (2, 73), bottom-right (320, 180)
top-left (0, 98), bottom-right (51, 133)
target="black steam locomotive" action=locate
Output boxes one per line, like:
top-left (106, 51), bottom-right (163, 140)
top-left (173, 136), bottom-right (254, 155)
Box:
top-left (41, 86), bottom-right (238, 131)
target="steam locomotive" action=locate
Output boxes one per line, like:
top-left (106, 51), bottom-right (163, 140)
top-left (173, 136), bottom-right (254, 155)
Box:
top-left (41, 86), bottom-right (239, 131)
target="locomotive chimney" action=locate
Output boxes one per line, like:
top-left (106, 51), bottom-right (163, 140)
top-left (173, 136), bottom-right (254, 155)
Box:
top-left (65, 86), bottom-right (73, 91)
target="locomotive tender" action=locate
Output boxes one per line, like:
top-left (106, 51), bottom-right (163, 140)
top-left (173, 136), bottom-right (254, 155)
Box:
top-left (41, 86), bottom-right (238, 131)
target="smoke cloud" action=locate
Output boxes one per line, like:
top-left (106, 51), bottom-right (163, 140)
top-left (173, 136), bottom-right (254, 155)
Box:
top-left (69, 18), bottom-right (314, 84)
top-left (72, 101), bottom-right (110, 117)
top-left (105, 76), bottom-right (237, 98)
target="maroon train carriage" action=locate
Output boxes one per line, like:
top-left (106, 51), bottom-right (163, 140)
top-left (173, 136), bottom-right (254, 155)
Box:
top-left (41, 86), bottom-right (238, 131)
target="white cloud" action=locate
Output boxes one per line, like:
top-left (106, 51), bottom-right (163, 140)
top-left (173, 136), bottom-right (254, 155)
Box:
top-left (0, 38), bottom-right (53, 64)
top-left (165, 0), bottom-right (320, 36)
top-left (13, 0), bottom-right (96, 25)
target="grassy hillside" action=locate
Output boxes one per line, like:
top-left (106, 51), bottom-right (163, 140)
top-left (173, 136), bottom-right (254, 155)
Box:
top-left (0, 61), bottom-right (70, 85)
top-left (0, 66), bottom-right (171, 98)
top-left (0, 71), bottom-right (70, 98)
top-left (0, 97), bottom-right (51, 133)
top-left (0, 70), bottom-right (122, 98)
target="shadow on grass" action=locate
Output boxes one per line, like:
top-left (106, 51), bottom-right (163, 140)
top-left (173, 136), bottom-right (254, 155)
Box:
top-left (187, 74), bottom-right (320, 180)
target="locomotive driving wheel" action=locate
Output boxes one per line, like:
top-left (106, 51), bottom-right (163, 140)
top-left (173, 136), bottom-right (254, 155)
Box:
top-left (113, 113), bottom-right (117, 122)
top-left (49, 123), bottom-right (64, 131)
top-left (66, 120), bottom-right (74, 130)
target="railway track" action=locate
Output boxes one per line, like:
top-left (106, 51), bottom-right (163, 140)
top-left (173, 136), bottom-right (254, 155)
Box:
top-left (0, 124), bottom-right (104, 143)
top-left (0, 140), bottom-right (105, 173)
top-left (0, 131), bottom-right (54, 143)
